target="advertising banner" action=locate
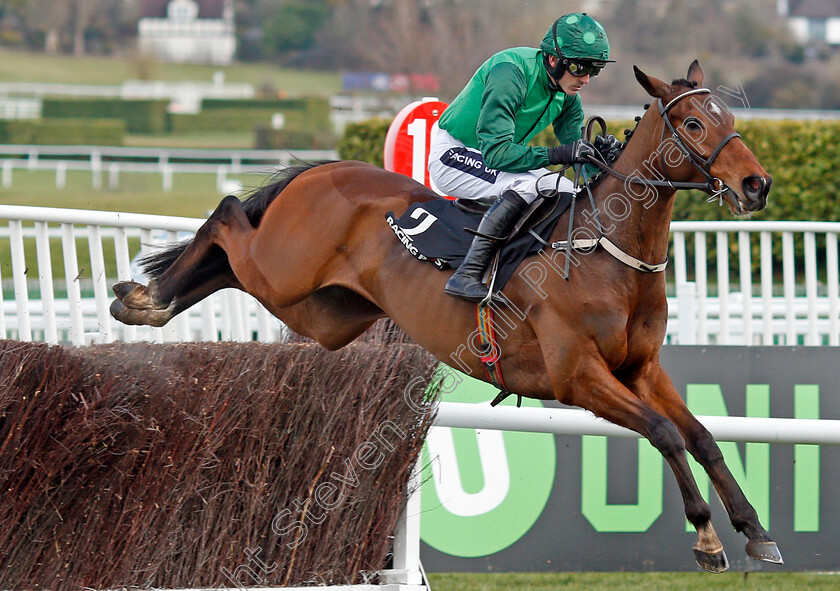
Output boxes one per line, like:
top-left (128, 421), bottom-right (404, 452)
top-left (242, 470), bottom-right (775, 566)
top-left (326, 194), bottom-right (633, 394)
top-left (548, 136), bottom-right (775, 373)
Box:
top-left (420, 346), bottom-right (839, 572)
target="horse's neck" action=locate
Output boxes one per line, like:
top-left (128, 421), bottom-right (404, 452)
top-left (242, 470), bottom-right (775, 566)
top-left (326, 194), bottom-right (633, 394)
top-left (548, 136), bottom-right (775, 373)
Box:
top-left (590, 117), bottom-right (676, 266)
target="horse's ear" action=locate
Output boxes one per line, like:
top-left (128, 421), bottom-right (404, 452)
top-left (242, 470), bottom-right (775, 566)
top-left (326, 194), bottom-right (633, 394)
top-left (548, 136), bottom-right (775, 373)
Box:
top-left (634, 65), bottom-right (670, 98)
top-left (687, 60), bottom-right (704, 86)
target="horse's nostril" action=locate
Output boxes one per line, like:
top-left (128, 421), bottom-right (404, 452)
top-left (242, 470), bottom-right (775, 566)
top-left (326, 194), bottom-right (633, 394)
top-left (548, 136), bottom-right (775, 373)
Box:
top-left (742, 175), bottom-right (765, 199)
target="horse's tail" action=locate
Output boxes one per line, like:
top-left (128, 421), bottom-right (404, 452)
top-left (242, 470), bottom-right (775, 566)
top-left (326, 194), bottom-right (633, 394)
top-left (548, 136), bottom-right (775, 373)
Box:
top-left (140, 163), bottom-right (328, 279)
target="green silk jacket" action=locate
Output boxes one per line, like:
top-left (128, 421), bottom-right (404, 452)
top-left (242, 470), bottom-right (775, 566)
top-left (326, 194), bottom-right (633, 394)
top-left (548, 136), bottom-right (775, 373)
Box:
top-left (437, 47), bottom-right (585, 172)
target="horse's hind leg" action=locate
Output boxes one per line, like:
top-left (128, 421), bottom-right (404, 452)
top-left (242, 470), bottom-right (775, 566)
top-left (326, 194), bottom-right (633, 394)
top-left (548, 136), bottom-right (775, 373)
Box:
top-left (111, 263), bottom-right (240, 326)
top-left (114, 195), bottom-right (245, 312)
top-left (644, 365), bottom-right (782, 564)
top-left (571, 360), bottom-right (728, 573)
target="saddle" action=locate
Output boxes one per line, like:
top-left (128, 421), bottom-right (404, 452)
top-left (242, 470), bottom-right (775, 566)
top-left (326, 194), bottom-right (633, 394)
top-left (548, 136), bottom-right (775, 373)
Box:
top-left (385, 191), bottom-right (575, 292)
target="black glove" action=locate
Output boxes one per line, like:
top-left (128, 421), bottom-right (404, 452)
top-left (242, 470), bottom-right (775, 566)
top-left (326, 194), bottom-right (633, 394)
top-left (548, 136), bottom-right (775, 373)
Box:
top-left (547, 139), bottom-right (597, 166)
top-left (594, 134), bottom-right (623, 164)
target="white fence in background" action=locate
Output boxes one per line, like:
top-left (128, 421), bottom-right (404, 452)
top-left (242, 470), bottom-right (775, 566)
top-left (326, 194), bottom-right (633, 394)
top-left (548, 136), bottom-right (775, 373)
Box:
top-left (0, 205), bottom-right (838, 346)
top-left (0, 205), bottom-right (291, 346)
top-left (669, 220), bottom-right (839, 346)
top-left (0, 145), bottom-right (339, 193)
top-left (0, 79), bottom-right (255, 114)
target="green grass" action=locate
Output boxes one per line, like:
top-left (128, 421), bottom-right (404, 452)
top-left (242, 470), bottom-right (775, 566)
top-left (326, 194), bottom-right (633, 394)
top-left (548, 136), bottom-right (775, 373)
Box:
top-left (427, 572), bottom-right (840, 591)
top-left (123, 130), bottom-right (256, 150)
top-left (0, 168), bottom-right (260, 217)
top-left (0, 48), bottom-right (342, 97)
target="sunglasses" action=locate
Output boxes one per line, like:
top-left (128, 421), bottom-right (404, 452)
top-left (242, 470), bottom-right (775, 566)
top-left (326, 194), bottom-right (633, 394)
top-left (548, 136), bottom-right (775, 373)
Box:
top-left (563, 58), bottom-right (605, 78)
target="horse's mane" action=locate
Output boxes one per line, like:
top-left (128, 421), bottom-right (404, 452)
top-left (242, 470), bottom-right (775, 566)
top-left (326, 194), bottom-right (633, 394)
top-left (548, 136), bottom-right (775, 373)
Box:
top-left (670, 78), bottom-right (699, 89)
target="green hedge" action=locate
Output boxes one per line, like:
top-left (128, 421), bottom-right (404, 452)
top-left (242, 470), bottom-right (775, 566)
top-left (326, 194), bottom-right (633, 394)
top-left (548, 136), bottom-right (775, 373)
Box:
top-left (169, 109), bottom-right (281, 133)
top-left (0, 118), bottom-right (125, 145)
top-left (340, 117), bottom-right (840, 223)
top-left (41, 98), bottom-right (169, 134)
top-left (201, 97), bottom-right (331, 131)
top-left (336, 118), bottom-right (391, 167)
top-left (254, 124), bottom-right (337, 150)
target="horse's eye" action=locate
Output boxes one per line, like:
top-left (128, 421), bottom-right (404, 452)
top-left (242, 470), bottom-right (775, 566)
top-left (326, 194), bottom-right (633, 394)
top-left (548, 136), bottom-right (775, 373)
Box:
top-left (684, 117), bottom-right (703, 132)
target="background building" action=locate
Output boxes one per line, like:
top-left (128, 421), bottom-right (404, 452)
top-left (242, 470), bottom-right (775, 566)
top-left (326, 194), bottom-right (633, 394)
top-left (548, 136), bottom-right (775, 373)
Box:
top-left (779, 0), bottom-right (840, 45)
top-left (137, 0), bottom-right (236, 65)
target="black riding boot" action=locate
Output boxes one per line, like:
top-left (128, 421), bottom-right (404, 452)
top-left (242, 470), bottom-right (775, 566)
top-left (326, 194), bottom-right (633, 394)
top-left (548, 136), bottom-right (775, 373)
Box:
top-left (444, 190), bottom-right (529, 302)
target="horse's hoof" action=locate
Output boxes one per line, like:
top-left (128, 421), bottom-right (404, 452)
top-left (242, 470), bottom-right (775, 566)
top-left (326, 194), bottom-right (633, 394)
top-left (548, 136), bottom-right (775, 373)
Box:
top-left (694, 548), bottom-right (729, 573)
top-left (113, 280), bottom-right (142, 301)
top-left (113, 280), bottom-right (165, 310)
top-left (745, 540), bottom-right (784, 564)
top-left (110, 299), bottom-right (172, 327)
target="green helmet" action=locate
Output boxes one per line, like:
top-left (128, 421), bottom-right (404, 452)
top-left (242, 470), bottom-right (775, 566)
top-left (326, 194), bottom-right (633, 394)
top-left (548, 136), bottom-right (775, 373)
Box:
top-left (541, 13), bottom-right (612, 62)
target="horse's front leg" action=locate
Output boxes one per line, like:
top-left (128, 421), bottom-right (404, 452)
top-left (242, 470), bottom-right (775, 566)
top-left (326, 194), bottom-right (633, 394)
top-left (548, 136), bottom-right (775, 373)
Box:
top-left (567, 358), bottom-right (728, 573)
top-left (642, 363), bottom-right (783, 564)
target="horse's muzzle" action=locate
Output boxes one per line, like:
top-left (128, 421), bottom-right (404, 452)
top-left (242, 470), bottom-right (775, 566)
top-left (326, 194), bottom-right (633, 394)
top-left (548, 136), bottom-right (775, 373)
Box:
top-left (741, 175), bottom-right (772, 211)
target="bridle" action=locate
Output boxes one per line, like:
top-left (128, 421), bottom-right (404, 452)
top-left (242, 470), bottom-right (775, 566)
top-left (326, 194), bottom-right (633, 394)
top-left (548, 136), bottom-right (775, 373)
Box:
top-left (536, 87), bottom-right (746, 276)
top-left (586, 87), bottom-right (743, 206)
top-left (657, 88), bottom-right (743, 205)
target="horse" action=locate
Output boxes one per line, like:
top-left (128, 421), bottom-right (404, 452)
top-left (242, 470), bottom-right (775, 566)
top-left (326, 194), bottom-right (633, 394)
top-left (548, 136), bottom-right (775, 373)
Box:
top-left (110, 61), bottom-right (780, 572)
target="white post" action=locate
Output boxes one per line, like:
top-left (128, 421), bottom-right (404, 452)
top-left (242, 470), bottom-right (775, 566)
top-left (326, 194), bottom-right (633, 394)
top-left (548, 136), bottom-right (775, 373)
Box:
top-left (91, 150), bottom-right (102, 190)
top-left (827, 233), bottom-right (838, 346)
top-left (256, 302), bottom-right (274, 342)
top-left (220, 289), bottom-right (233, 340)
top-left (0, 248), bottom-right (6, 339)
top-left (804, 231), bottom-right (818, 345)
top-left (716, 231), bottom-right (730, 344)
top-left (385, 459), bottom-right (424, 586)
top-left (673, 231), bottom-right (687, 285)
top-left (109, 163), bottom-right (120, 189)
top-left (676, 281), bottom-right (697, 345)
top-left (783, 232), bottom-right (796, 345)
top-left (61, 223), bottom-right (86, 346)
top-left (200, 297), bottom-right (218, 341)
top-left (3, 160), bottom-right (12, 188)
top-left (216, 165), bottom-right (228, 193)
top-left (9, 220), bottom-right (31, 341)
top-left (87, 224), bottom-right (112, 343)
top-left (760, 232), bottom-right (774, 345)
top-left (34, 221), bottom-right (58, 344)
top-left (694, 232), bottom-right (708, 345)
top-left (56, 161), bottom-right (67, 189)
top-left (738, 231), bottom-right (753, 345)
top-left (162, 164), bottom-right (173, 192)
top-left (28, 148), bottom-right (38, 171)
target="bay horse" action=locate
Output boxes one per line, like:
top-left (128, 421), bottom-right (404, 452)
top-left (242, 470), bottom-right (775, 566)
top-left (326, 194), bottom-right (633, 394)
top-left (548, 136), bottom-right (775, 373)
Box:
top-left (110, 61), bottom-right (780, 572)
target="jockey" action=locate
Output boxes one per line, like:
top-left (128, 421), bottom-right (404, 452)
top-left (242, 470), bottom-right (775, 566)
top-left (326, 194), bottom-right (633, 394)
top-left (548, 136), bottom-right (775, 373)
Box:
top-left (429, 13), bottom-right (621, 302)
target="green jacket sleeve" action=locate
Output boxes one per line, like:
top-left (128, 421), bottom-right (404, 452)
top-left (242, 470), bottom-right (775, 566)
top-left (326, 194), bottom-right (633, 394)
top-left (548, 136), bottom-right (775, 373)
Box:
top-left (552, 93), bottom-right (597, 178)
top-left (476, 62), bottom-right (552, 172)
top-left (552, 93), bottom-right (584, 144)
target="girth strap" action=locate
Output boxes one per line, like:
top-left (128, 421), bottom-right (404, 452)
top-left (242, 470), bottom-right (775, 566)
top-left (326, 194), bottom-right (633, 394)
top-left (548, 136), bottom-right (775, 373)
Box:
top-left (475, 304), bottom-right (522, 408)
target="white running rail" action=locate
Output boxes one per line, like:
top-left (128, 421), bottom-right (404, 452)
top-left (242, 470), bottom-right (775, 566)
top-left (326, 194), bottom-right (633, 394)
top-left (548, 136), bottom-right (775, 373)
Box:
top-left (0, 205), bottom-right (290, 345)
top-left (0, 205), bottom-right (838, 346)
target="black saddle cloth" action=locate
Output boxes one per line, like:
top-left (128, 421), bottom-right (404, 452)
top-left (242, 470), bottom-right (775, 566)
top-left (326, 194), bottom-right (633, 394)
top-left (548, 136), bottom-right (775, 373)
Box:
top-left (385, 193), bottom-right (573, 291)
